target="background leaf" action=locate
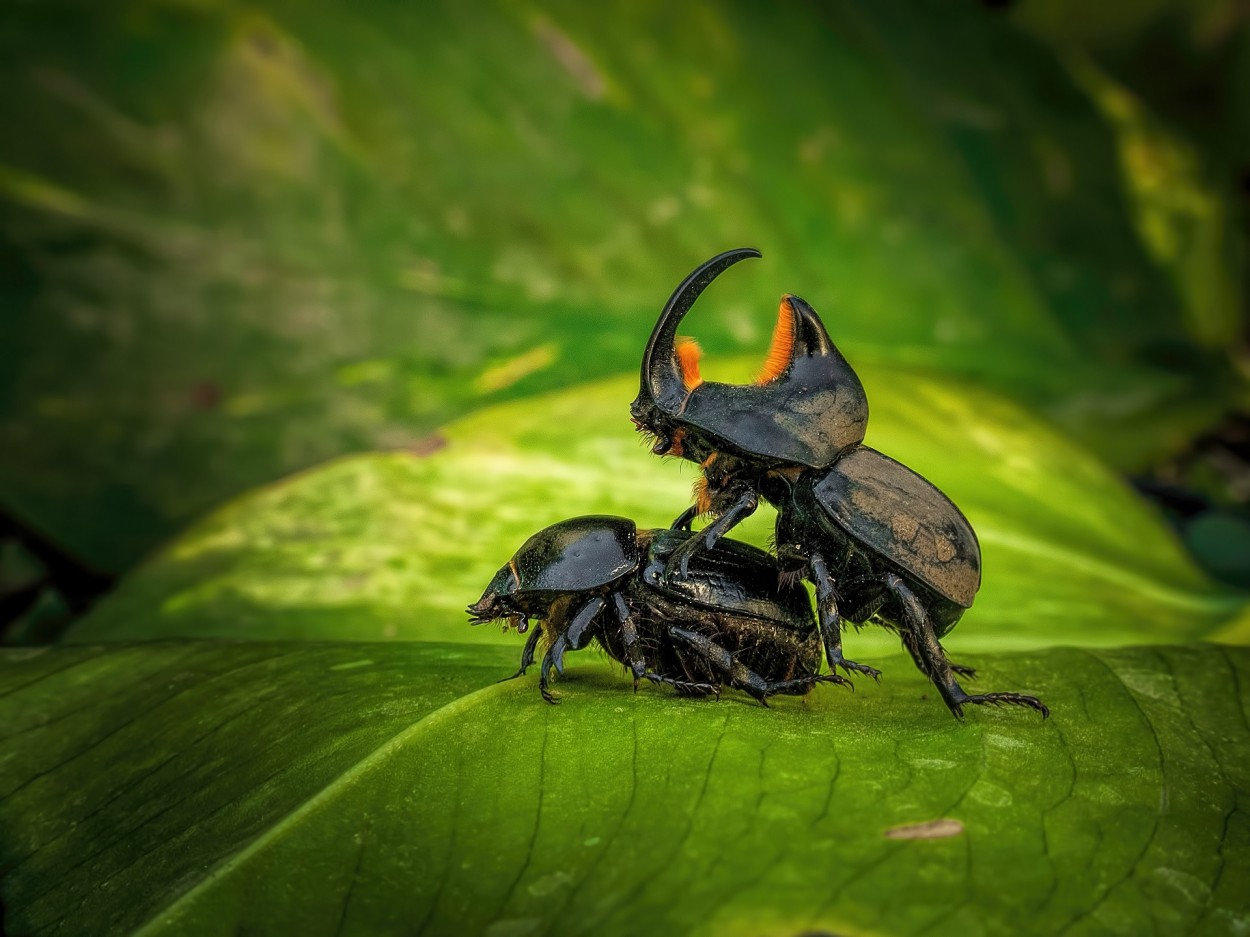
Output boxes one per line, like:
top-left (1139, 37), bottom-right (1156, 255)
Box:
top-left (2, 641), bottom-right (1248, 936)
top-left (67, 368), bottom-right (1247, 649)
top-left (1, 0), bottom-right (1241, 571)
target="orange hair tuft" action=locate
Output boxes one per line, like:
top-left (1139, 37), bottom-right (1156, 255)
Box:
top-left (693, 477), bottom-right (712, 516)
top-left (667, 428), bottom-right (686, 458)
top-left (676, 337), bottom-right (704, 390)
top-left (755, 297), bottom-right (795, 384)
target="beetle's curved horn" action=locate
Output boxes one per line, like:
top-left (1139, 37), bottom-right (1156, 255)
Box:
top-left (639, 248), bottom-right (761, 413)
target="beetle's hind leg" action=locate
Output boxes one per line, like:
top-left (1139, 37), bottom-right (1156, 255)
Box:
top-left (640, 671), bottom-right (720, 697)
top-left (808, 555), bottom-right (883, 682)
top-left (610, 592), bottom-right (650, 691)
top-left (884, 575), bottom-right (1046, 719)
top-left (667, 626), bottom-right (848, 706)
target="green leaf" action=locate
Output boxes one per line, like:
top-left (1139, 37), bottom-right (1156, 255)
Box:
top-left (1, 0), bottom-right (1240, 570)
top-left (67, 367), bottom-right (1246, 649)
top-left (2, 641), bottom-right (1248, 936)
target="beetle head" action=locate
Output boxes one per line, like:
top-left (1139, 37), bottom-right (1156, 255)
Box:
top-left (630, 249), bottom-right (868, 470)
top-left (466, 564), bottom-right (532, 633)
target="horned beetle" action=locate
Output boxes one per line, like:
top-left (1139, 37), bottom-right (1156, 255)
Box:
top-left (630, 250), bottom-right (1048, 719)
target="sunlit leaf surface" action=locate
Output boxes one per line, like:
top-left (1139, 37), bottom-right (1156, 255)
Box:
top-left (1, 641), bottom-right (1247, 936)
top-left (68, 368), bottom-right (1246, 649)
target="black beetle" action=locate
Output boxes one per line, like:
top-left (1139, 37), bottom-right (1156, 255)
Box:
top-left (630, 250), bottom-right (1048, 719)
top-left (466, 515), bottom-right (848, 704)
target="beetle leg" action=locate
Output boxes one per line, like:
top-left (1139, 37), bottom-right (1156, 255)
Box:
top-left (538, 637), bottom-right (566, 705)
top-left (809, 554), bottom-right (882, 682)
top-left (667, 626), bottom-right (847, 706)
top-left (840, 578), bottom-right (974, 676)
top-left (641, 672), bottom-right (720, 697)
top-left (671, 504), bottom-right (699, 532)
top-left (665, 491), bottom-right (758, 580)
top-left (611, 592), bottom-right (647, 690)
top-left (885, 575), bottom-right (1047, 719)
top-left (563, 596), bottom-right (604, 656)
top-left (537, 596), bottom-right (606, 704)
top-left (498, 626), bottom-right (543, 683)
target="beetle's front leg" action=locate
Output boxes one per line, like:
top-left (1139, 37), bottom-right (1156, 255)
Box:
top-left (809, 553), bottom-right (882, 681)
top-left (499, 625), bottom-right (542, 683)
top-left (670, 505), bottom-right (699, 532)
top-left (665, 491), bottom-right (758, 580)
top-left (538, 596), bottom-right (604, 704)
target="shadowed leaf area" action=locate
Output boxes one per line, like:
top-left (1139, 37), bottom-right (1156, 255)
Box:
top-left (0, 0), bottom-right (1241, 571)
top-left (68, 369), bottom-right (1248, 649)
top-left (0, 641), bottom-right (1248, 936)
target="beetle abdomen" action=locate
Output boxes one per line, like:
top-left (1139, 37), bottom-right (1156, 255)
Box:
top-left (599, 581), bottom-right (821, 691)
top-left (645, 529), bottom-right (813, 628)
top-left (811, 447), bottom-right (981, 607)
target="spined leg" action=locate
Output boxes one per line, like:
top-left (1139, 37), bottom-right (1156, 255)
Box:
top-left (665, 491), bottom-right (758, 580)
top-left (808, 554), bottom-right (882, 681)
top-left (641, 671), bottom-right (720, 697)
top-left (611, 592), bottom-right (647, 690)
top-left (667, 626), bottom-right (848, 706)
top-left (538, 596), bottom-right (604, 704)
top-left (671, 504), bottom-right (699, 532)
top-left (839, 578), bottom-right (977, 675)
top-left (499, 626), bottom-right (542, 683)
top-left (884, 575), bottom-right (1047, 719)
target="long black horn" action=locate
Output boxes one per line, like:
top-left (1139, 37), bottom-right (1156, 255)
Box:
top-left (640, 248), bottom-right (761, 412)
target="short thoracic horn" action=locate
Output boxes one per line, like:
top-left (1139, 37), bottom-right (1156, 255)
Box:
top-left (639, 248), bottom-right (761, 413)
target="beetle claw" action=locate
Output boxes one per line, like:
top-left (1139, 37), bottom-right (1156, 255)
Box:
top-left (956, 692), bottom-right (1049, 719)
top-left (829, 654), bottom-right (881, 682)
top-left (817, 673), bottom-right (853, 692)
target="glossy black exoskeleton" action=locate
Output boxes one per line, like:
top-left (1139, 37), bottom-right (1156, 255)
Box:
top-left (466, 515), bottom-right (847, 704)
top-left (630, 250), bottom-right (1047, 719)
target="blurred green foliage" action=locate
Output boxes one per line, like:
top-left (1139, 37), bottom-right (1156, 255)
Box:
top-left (2, 4), bottom-right (1249, 933)
top-left (69, 368), bottom-right (1246, 648)
top-left (1015, 0), bottom-right (1250, 177)
top-left (1, 0), bottom-right (1243, 572)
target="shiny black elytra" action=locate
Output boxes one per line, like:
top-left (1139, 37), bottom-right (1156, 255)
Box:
top-left (466, 515), bottom-right (847, 704)
top-left (630, 250), bottom-right (1047, 719)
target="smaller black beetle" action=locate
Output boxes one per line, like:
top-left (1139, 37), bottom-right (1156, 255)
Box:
top-left (466, 515), bottom-right (847, 704)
